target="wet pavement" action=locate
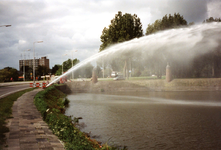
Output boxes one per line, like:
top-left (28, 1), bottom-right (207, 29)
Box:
top-left (4, 89), bottom-right (64, 150)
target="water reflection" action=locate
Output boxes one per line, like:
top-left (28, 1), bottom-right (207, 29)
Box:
top-left (65, 91), bottom-right (221, 149)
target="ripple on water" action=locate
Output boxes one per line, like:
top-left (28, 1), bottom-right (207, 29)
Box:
top-left (65, 91), bottom-right (221, 149)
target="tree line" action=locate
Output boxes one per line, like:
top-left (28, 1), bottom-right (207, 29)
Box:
top-left (51, 59), bottom-right (93, 79)
top-left (145, 13), bottom-right (187, 35)
top-left (1, 12), bottom-right (221, 82)
top-left (99, 11), bottom-right (221, 79)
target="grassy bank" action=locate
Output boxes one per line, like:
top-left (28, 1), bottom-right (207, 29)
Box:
top-left (0, 88), bottom-right (34, 149)
top-left (34, 85), bottom-right (125, 150)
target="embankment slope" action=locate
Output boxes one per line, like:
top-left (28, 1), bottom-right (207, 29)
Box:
top-left (64, 78), bottom-right (221, 93)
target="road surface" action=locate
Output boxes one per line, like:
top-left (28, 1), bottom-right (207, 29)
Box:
top-left (0, 83), bottom-right (31, 99)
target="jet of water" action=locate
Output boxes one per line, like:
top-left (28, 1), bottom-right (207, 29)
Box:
top-left (47, 22), bottom-right (221, 87)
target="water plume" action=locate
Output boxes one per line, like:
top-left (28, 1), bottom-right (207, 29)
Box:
top-left (47, 22), bottom-right (221, 86)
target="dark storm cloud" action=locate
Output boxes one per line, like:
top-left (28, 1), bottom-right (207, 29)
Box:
top-left (147, 0), bottom-right (208, 23)
top-left (168, 0), bottom-right (208, 23)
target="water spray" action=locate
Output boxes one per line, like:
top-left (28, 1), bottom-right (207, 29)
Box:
top-left (47, 23), bottom-right (221, 87)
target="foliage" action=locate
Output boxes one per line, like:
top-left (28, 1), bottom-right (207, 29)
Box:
top-left (51, 64), bottom-right (60, 75)
top-left (0, 88), bottom-right (34, 148)
top-left (96, 57), bottom-right (120, 77)
top-left (63, 59), bottom-right (80, 72)
top-left (19, 66), bottom-right (33, 81)
top-left (100, 11), bottom-right (143, 51)
top-left (74, 63), bottom-right (93, 78)
top-left (63, 98), bottom-right (70, 107)
top-left (55, 66), bottom-right (62, 76)
top-left (36, 65), bottom-right (50, 76)
top-left (188, 22), bottom-right (195, 26)
top-left (54, 58), bottom-right (80, 76)
top-left (98, 12), bottom-right (221, 79)
top-left (191, 51), bottom-right (221, 78)
top-left (34, 85), bottom-right (126, 150)
top-left (145, 13), bottom-right (187, 35)
top-left (203, 17), bottom-right (221, 23)
top-left (99, 11), bottom-right (143, 78)
top-left (0, 67), bottom-right (19, 82)
top-left (143, 14), bottom-right (221, 79)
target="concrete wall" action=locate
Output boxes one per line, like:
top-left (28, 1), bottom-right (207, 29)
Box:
top-left (66, 80), bottom-right (149, 93)
top-left (65, 78), bottom-right (221, 93)
top-left (128, 78), bottom-right (221, 91)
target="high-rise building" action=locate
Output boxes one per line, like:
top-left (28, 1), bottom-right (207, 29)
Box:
top-left (19, 56), bottom-right (49, 71)
top-left (39, 56), bottom-right (49, 69)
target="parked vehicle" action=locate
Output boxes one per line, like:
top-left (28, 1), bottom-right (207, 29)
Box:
top-left (113, 75), bottom-right (125, 80)
top-left (111, 71), bottom-right (118, 77)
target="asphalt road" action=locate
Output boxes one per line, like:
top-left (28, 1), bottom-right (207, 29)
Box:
top-left (0, 83), bottom-right (31, 99)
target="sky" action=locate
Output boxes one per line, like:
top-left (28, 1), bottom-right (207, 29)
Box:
top-left (0, 0), bottom-right (220, 70)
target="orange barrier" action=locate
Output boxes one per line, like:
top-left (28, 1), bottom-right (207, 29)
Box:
top-left (36, 83), bottom-right (39, 87)
top-left (30, 83), bottom-right (33, 87)
top-left (42, 83), bottom-right (47, 89)
top-left (30, 82), bottom-right (47, 88)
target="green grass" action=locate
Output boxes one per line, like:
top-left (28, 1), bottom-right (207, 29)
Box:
top-left (0, 88), bottom-right (35, 149)
top-left (128, 76), bottom-right (166, 80)
top-left (97, 76), bottom-right (166, 81)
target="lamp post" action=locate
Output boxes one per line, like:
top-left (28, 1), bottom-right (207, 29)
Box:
top-left (71, 50), bottom-right (77, 79)
top-left (33, 41), bottom-right (43, 83)
top-left (23, 49), bottom-right (31, 81)
top-left (62, 54), bottom-right (67, 74)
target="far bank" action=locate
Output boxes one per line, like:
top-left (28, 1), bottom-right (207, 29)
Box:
top-left (61, 78), bottom-right (221, 93)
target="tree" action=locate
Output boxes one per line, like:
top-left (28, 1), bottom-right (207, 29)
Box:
top-left (0, 67), bottom-right (19, 82)
top-left (203, 17), bottom-right (221, 23)
top-left (100, 11), bottom-right (143, 51)
top-left (55, 66), bottom-right (62, 76)
top-left (146, 13), bottom-right (187, 35)
top-left (19, 66), bottom-right (33, 81)
top-left (144, 13), bottom-right (188, 78)
top-left (63, 58), bottom-right (80, 73)
top-left (74, 63), bottom-right (93, 78)
top-left (54, 58), bottom-right (80, 76)
top-left (26, 66), bottom-right (33, 80)
top-left (201, 17), bottom-right (221, 78)
top-left (99, 11), bottom-right (143, 78)
top-left (51, 65), bottom-right (60, 75)
top-left (36, 65), bottom-right (49, 77)
top-left (189, 22), bottom-right (195, 26)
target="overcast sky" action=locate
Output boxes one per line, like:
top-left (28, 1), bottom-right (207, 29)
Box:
top-left (0, 0), bottom-right (220, 70)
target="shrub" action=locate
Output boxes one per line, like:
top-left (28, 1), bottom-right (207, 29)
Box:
top-left (34, 85), bottom-right (101, 150)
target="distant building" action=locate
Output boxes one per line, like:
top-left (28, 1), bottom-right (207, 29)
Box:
top-left (39, 56), bottom-right (49, 69)
top-left (19, 56), bottom-right (49, 71)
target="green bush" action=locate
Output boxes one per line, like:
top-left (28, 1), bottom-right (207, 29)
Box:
top-left (34, 85), bottom-right (127, 150)
top-left (63, 98), bottom-right (70, 107)
top-left (34, 85), bottom-right (101, 150)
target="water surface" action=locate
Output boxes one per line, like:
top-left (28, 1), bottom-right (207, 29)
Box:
top-left (65, 91), bottom-right (221, 149)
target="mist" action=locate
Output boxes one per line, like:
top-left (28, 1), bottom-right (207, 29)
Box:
top-left (48, 22), bottom-right (221, 85)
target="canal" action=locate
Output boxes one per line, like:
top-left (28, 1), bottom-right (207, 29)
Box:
top-left (65, 91), bottom-right (221, 149)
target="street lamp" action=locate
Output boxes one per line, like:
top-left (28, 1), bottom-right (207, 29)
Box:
top-left (71, 50), bottom-right (77, 79)
top-left (23, 49), bottom-right (31, 81)
top-left (62, 54), bottom-right (67, 74)
top-left (0, 25), bottom-right (11, 27)
top-left (33, 41), bottom-right (43, 83)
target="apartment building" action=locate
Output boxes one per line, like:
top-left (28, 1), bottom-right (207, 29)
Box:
top-left (19, 56), bottom-right (49, 71)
